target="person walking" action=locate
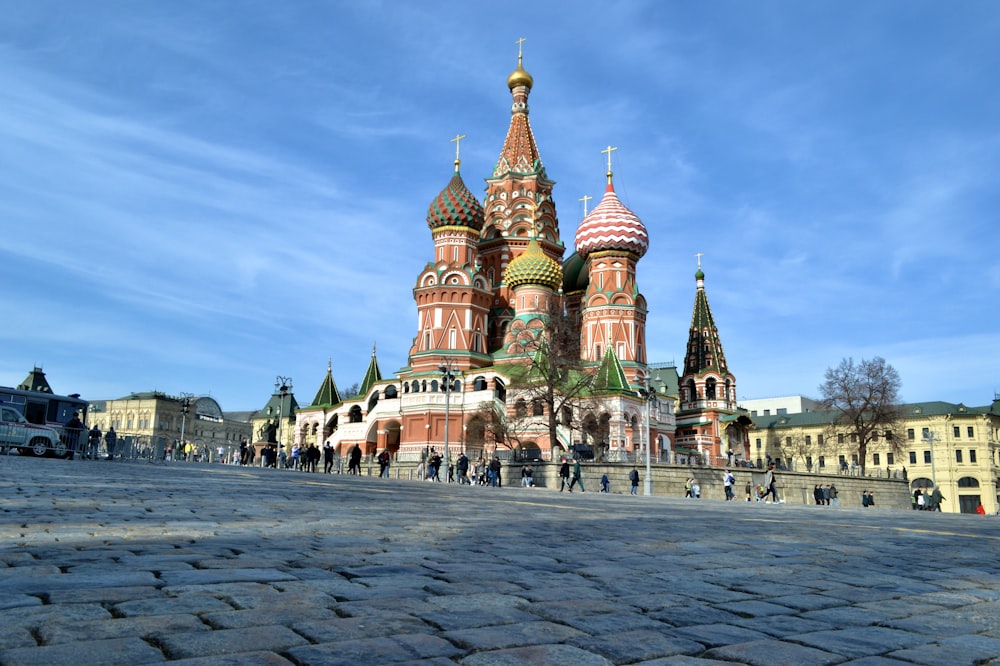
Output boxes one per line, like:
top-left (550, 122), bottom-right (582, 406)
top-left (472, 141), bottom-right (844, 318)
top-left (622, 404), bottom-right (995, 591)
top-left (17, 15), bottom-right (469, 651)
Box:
top-left (569, 458), bottom-right (585, 492)
top-left (457, 452), bottom-right (469, 485)
top-left (559, 459), bottom-right (571, 492)
top-left (349, 444), bottom-right (362, 475)
top-left (323, 443), bottom-right (334, 473)
top-left (64, 412), bottom-right (85, 460)
top-left (629, 466), bottom-right (640, 495)
top-left (759, 464), bottom-right (778, 503)
top-left (104, 426), bottom-right (117, 460)
top-left (86, 424), bottom-right (101, 460)
top-left (377, 448), bottom-right (390, 478)
top-left (489, 456), bottom-right (502, 487)
top-left (723, 470), bottom-right (735, 501)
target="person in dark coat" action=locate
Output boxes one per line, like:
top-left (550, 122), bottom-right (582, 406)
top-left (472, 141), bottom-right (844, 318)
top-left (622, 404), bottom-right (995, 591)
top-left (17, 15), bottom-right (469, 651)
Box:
top-left (559, 459), bottom-right (571, 491)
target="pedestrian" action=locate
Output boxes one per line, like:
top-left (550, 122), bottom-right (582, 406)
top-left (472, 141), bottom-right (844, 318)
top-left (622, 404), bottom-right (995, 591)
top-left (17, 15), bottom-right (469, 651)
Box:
top-left (291, 444), bottom-right (300, 470)
top-left (457, 452), bottom-right (469, 485)
top-left (278, 448), bottom-right (287, 469)
top-left (629, 466), bottom-right (640, 495)
top-left (349, 444), bottom-right (362, 475)
top-left (307, 443), bottom-right (320, 472)
top-left (489, 456), bottom-right (502, 487)
top-left (429, 449), bottom-right (442, 481)
top-left (64, 412), bottom-right (85, 459)
top-left (104, 426), bottom-right (117, 460)
top-left (912, 487), bottom-right (922, 510)
top-left (377, 448), bottom-right (390, 477)
top-left (745, 479), bottom-right (752, 502)
top-left (929, 486), bottom-right (944, 511)
top-left (684, 478), bottom-right (693, 498)
top-left (829, 483), bottom-right (839, 507)
top-left (862, 490), bottom-right (870, 507)
top-left (759, 464), bottom-right (778, 503)
top-left (814, 485), bottom-right (824, 505)
top-left (569, 458), bottom-right (585, 492)
top-left (521, 464), bottom-right (533, 487)
top-left (324, 443), bottom-right (334, 473)
top-left (559, 459), bottom-right (571, 492)
top-left (691, 479), bottom-right (701, 498)
top-left (87, 424), bottom-right (101, 460)
top-left (600, 473), bottom-right (610, 493)
top-left (723, 470), bottom-right (735, 501)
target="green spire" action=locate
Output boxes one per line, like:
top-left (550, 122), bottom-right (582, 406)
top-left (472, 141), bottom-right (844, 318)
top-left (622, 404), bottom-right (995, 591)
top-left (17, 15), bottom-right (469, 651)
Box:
top-left (358, 343), bottom-right (383, 397)
top-left (684, 265), bottom-right (728, 376)
top-left (309, 358), bottom-right (342, 408)
top-left (593, 345), bottom-right (630, 394)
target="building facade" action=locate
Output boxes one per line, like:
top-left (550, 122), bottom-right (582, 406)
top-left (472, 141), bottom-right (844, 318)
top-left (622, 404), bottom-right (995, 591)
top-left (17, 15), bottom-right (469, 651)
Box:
top-left (293, 55), bottom-right (775, 465)
top-left (748, 398), bottom-right (1000, 514)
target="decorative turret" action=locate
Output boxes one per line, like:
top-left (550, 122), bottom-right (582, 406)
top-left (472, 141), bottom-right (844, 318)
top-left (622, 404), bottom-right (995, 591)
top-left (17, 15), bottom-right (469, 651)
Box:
top-left (426, 160), bottom-right (484, 231)
top-left (358, 344), bottom-right (383, 397)
top-left (309, 358), bottom-right (342, 409)
top-left (574, 153), bottom-right (648, 260)
top-left (504, 236), bottom-right (562, 291)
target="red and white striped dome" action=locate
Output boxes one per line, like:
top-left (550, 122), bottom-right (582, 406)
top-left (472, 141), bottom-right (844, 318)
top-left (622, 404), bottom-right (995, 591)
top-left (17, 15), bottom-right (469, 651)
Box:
top-left (574, 184), bottom-right (648, 259)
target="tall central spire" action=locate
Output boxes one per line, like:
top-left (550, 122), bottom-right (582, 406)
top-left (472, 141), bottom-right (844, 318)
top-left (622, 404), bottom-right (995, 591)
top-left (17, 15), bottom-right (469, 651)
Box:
top-left (495, 39), bottom-right (541, 178)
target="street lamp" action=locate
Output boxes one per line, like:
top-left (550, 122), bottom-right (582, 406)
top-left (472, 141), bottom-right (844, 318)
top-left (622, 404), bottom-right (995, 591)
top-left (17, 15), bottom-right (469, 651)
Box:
top-left (639, 372), bottom-right (659, 496)
top-left (275, 376), bottom-right (292, 465)
top-left (922, 429), bottom-right (939, 488)
top-left (439, 360), bottom-right (456, 484)
top-left (179, 392), bottom-right (193, 462)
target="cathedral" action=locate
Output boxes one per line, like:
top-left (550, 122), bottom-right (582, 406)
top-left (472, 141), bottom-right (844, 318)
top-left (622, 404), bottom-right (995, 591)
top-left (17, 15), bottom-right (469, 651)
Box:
top-left (293, 53), bottom-right (752, 466)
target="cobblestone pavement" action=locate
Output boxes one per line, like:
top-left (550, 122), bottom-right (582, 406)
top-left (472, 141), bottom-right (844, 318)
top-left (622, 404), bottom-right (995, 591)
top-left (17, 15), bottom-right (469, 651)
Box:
top-left (2, 457), bottom-right (999, 666)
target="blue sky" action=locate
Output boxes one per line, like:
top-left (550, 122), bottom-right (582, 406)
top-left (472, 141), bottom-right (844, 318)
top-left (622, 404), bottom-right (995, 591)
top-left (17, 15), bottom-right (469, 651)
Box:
top-left (2, 1), bottom-right (998, 412)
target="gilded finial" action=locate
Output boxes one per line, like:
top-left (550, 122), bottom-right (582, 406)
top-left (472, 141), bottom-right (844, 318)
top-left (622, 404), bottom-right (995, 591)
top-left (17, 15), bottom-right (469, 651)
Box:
top-left (507, 37), bottom-right (533, 90)
top-left (450, 134), bottom-right (466, 172)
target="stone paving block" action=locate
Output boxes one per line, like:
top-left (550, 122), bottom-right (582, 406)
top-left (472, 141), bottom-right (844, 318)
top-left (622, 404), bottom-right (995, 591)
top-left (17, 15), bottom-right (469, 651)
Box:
top-left (558, 611), bottom-right (672, 635)
top-left (887, 634), bottom-right (1000, 665)
top-left (722, 599), bottom-right (798, 618)
top-left (703, 638), bottom-right (843, 665)
top-left (788, 626), bottom-right (930, 659)
top-left (445, 620), bottom-right (585, 651)
top-left (0, 636), bottom-right (165, 666)
top-left (418, 606), bottom-right (538, 631)
top-left (569, 628), bottom-right (705, 662)
top-left (731, 613), bottom-right (832, 638)
top-left (767, 593), bottom-right (844, 612)
top-left (0, 626), bottom-right (37, 651)
top-left (156, 624), bottom-right (309, 659)
top-left (293, 613), bottom-right (432, 643)
top-left (148, 650), bottom-right (295, 665)
top-left (649, 604), bottom-right (745, 627)
top-left (38, 612), bottom-right (208, 645)
top-left (205, 605), bottom-right (339, 630)
top-left (0, 593), bottom-right (42, 610)
top-left (669, 622), bottom-right (772, 648)
top-left (113, 593), bottom-right (234, 617)
top-left (0, 570), bottom-right (158, 594)
top-left (392, 633), bottom-right (465, 660)
top-left (158, 567), bottom-right (299, 587)
top-left (459, 643), bottom-right (614, 666)
top-left (285, 636), bottom-right (416, 664)
top-left (45, 584), bottom-right (163, 604)
top-left (0, 602), bottom-right (111, 630)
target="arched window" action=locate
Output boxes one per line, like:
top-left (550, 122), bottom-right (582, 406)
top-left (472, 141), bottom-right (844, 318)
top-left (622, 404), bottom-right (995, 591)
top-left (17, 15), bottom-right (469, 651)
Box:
top-left (515, 399), bottom-right (527, 418)
top-left (348, 405), bottom-right (363, 423)
top-left (385, 385), bottom-right (398, 399)
top-left (473, 376), bottom-right (488, 391)
top-left (532, 399), bottom-right (544, 416)
top-left (706, 378), bottom-right (717, 400)
top-left (494, 378), bottom-right (506, 402)
top-left (411, 380), bottom-right (419, 393)
top-left (367, 391), bottom-right (380, 412)
top-left (686, 378), bottom-right (697, 401)
top-left (958, 477), bottom-right (980, 488)
top-left (431, 379), bottom-right (440, 392)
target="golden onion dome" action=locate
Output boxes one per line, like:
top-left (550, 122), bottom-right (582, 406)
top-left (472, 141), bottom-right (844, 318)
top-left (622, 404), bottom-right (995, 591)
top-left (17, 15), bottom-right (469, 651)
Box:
top-left (505, 237), bottom-right (561, 291)
top-left (507, 60), bottom-right (534, 90)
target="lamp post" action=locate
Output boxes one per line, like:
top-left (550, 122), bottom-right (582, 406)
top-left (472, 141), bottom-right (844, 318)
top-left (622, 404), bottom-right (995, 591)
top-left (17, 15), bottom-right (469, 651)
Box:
top-left (179, 393), bottom-right (193, 462)
top-left (275, 376), bottom-right (292, 465)
top-left (922, 430), bottom-right (939, 488)
top-left (439, 359), bottom-right (456, 484)
top-left (639, 372), bottom-right (659, 496)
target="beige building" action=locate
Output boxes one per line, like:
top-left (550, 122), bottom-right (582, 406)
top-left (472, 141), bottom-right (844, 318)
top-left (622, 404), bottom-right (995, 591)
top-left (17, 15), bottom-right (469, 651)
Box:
top-left (748, 397), bottom-right (1000, 514)
top-left (88, 392), bottom-right (252, 461)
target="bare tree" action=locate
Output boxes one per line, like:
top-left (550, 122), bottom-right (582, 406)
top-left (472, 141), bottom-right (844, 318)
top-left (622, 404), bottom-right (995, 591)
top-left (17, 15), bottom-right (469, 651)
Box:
top-left (819, 356), bottom-right (904, 474)
top-left (775, 432), bottom-right (813, 472)
top-left (505, 297), bottom-right (593, 455)
top-left (341, 382), bottom-right (360, 400)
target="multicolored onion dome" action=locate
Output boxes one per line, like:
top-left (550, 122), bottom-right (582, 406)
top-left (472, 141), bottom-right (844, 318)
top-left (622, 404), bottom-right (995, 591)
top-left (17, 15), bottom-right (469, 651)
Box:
top-left (574, 184), bottom-right (648, 259)
top-left (426, 168), bottom-right (485, 231)
top-left (504, 237), bottom-right (562, 291)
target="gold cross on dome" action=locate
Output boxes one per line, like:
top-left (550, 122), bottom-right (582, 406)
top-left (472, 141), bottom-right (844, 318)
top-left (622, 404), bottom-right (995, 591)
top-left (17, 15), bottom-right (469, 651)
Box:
top-left (695, 252), bottom-right (704, 269)
top-left (450, 134), bottom-right (466, 167)
top-left (601, 145), bottom-right (618, 173)
top-left (579, 194), bottom-right (592, 216)
top-left (516, 37), bottom-right (526, 59)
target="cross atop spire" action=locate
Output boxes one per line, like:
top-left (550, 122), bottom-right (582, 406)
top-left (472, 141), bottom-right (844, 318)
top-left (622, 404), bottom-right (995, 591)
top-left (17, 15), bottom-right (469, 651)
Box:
top-left (516, 37), bottom-right (526, 60)
top-left (602, 145), bottom-right (618, 184)
top-left (579, 194), bottom-right (593, 217)
top-left (695, 252), bottom-right (703, 269)
top-left (450, 134), bottom-right (466, 171)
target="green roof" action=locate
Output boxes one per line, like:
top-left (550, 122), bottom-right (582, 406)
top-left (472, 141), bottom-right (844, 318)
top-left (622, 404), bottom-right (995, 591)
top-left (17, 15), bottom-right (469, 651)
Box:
top-left (592, 346), bottom-right (630, 394)
top-left (309, 361), bottom-right (341, 409)
top-left (358, 345), bottom-right (383, 397)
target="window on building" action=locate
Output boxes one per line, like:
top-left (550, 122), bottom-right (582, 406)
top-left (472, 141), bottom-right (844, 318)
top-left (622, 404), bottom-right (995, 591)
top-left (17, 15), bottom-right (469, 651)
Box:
top-left (756, 438), bottom-right (761, 449)
top-left (970, 449), bottom-right (977, 463)
top-left (968, 426), bottom-right (975, 437)
top-left (785, 436), bottom-right (792, 446)
top-left (817, 434), bottom-right (824, 446)
top-left (909, 451), bottom-right (917, 464)
top-left (806, 455), bottom-right (813, 469)
top-left (873, 453), bottom-right (880, 466)
top-left (850, 433), bottom-right (857, 443)
top-left (805, 435), bottom-right (812, 446)
top-left (838, 434), bottom-right (844, 444)
top-left (777, 408), bottom-right (787, 415)
top-left (818, 456), bottom-right (825, 468)
top-left (923, 450), bottom-right (931, 463)
top-left (838, 454), bottom-right (846, 466)
top-left (954, 426), bottom-right (960, 438)
top-left (532, 399), bottom-right (544, 416)
top-left (907, 428), bottom-right (914, 440)
top-left (956, 450), bottom-right (963, 463)
top-left (887, 453), bottom-right (894, 465)
top-left (922, 427), bottom-right (930, 438)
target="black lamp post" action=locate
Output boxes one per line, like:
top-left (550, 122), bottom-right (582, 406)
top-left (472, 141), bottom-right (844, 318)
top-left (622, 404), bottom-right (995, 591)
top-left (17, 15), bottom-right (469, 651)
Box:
top-left (439, 360), bottom-right (456, 484)
top-left (275, 376), bottom-right (292, 463)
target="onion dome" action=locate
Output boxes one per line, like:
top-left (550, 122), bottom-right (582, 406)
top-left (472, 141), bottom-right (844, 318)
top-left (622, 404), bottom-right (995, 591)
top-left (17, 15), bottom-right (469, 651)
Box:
top-left (574, 181), bottom-right (648, 260)
top-left (507, 57), bottom-right (534, 90)
top-left (505, 237), bottom-right (562, 291)
top-left (426, 164), bottom-right (485, 231)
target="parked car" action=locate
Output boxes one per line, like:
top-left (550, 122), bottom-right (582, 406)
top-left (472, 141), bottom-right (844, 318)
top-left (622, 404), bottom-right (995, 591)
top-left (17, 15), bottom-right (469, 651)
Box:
top-left (0, 405), bottom-right (69, 458)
